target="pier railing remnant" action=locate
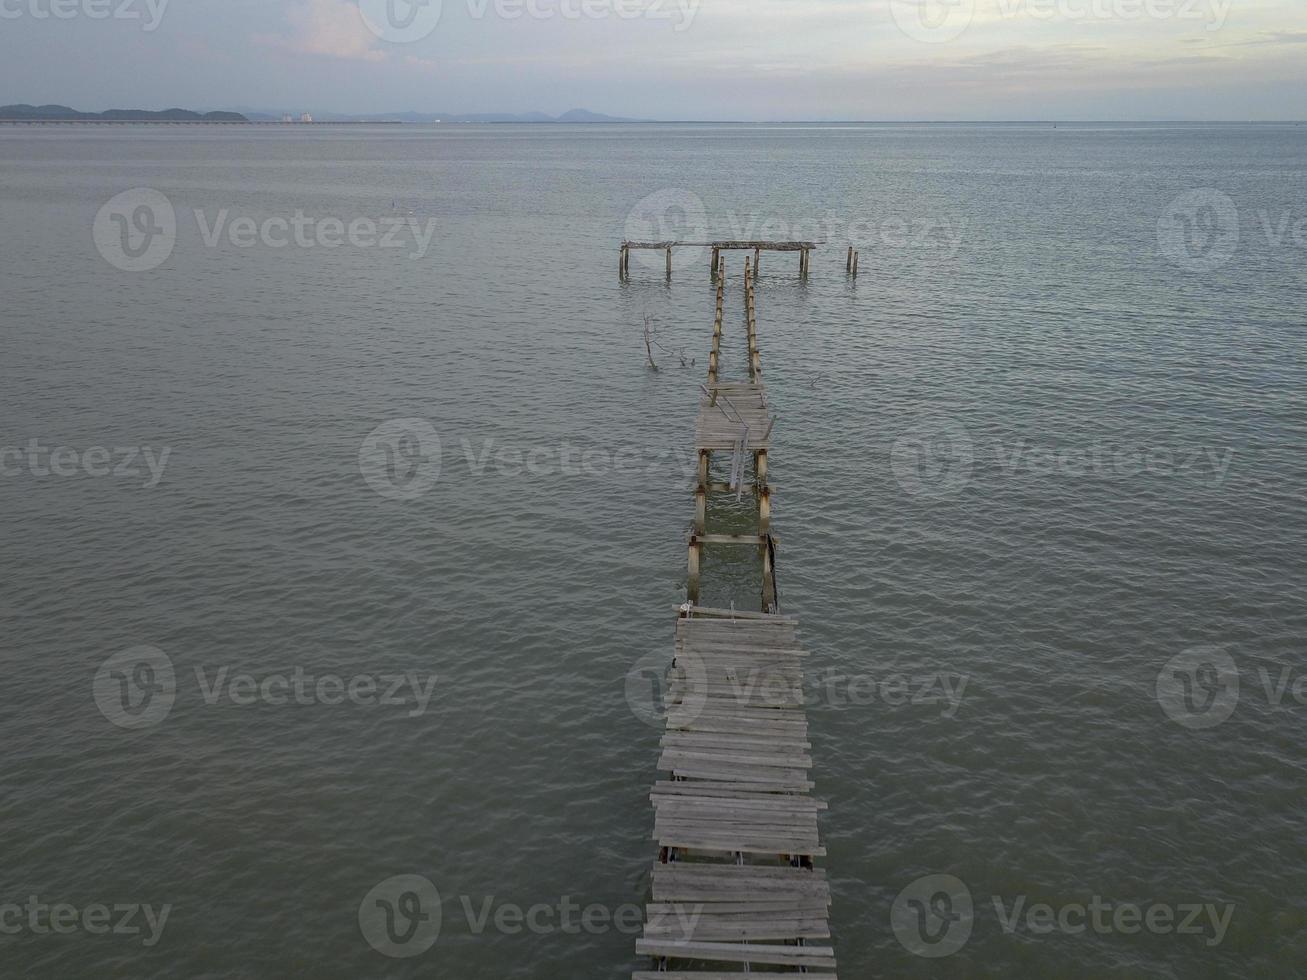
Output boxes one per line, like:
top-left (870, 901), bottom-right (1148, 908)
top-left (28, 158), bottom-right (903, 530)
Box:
top-left (620, 240), bottom-right (819, 280)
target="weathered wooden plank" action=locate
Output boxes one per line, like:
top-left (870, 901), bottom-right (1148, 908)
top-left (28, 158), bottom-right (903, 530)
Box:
top-left (635, 939), bottom-right (837, 969)
top-left (661, 732), bottom-right (812, 753)
top-left (644, 916), bottom-right (831, 941)
top-left (648, 900), bottom-right (831, 915)
top-left (674, 611), bottom-right (794, 624)
top-left (653, 795), bottom-right (822, 816)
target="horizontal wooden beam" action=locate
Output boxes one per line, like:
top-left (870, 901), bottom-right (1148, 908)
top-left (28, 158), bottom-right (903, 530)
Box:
top-left (675, 605), bottom-right (799, 624)
top-left (623, 240), bottom-right (820, 251)
top-left (694, 533), bottom-right (775, 546)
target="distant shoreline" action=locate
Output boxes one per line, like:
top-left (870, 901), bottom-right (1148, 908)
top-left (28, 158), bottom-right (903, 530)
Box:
top-left (2, 117), bottom-right (1303, 127)
top-left (0, 119), bottom-right (399, 125)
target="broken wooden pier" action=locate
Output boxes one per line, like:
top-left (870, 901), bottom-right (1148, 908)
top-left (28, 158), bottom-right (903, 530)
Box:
top-left (632, 255), bottom-right (838, 978)
top-left (621, 240), bottom-right (819, 280)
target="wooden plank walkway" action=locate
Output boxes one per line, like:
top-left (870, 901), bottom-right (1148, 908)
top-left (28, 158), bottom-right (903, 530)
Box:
top-left (633, 256), bottom-right (837, 978)
top-left (695, 383), bottom-right (772, 452)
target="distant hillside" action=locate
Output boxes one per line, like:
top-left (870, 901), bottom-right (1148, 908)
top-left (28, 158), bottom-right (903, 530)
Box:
top-left (222, 106), bottom-right (640, 124)
top-left (2, 102), bottom-right (638, 124)
top-left (0, 104), bottom-right (248, 122)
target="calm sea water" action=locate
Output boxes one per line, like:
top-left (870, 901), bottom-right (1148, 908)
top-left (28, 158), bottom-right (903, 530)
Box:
top-left (1, 122), bottom-right (1305, 978)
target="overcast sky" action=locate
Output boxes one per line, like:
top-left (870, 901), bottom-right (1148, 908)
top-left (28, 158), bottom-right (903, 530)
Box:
top-left (2, 0), bottom-right (1305, 119)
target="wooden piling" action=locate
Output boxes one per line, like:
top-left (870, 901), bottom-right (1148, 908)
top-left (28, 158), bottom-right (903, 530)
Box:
top-left (852, 251), bottom-right (859, 277)
top-left (686, 535), bottom-right (701, 605)
top-left (666, 246), bottom-right (673, 278)
top-left (846, 246), bottom-right (853, 272)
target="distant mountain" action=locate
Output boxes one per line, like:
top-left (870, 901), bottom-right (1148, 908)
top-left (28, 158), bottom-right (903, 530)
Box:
top-left (0, 103), bottom-right (247, 122)
top-left (219, 107), bottom-right (641, 124)
top-left (556, 108), bottom-right (631, 123)
top-left (2, 102), bottom-right (639, 124)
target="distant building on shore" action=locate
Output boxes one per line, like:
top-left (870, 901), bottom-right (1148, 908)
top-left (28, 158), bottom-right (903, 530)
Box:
top-left (300, 113), bottom-right (313, 124)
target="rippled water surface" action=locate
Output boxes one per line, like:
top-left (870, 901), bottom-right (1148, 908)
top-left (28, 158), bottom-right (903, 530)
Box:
top-left (2, 123), bottom-right (1305, 978)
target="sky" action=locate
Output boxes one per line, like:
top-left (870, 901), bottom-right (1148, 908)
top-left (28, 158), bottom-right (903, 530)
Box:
top-left (1, 0), bottom-right (1305, 119)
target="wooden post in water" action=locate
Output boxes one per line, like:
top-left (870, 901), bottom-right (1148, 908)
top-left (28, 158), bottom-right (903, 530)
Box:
top-left (687, 535), bottom-right (701, 605)
top-left (846, 246), bottom-right (853, 273)
top-left (852, 251), bottom-right (859, 277)
top-left (666, 246), bottom-right (673, 279)
top-left (711, 246), bottom-right (719, 278)
top-left (761, 535), bottom-right (778, 612)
